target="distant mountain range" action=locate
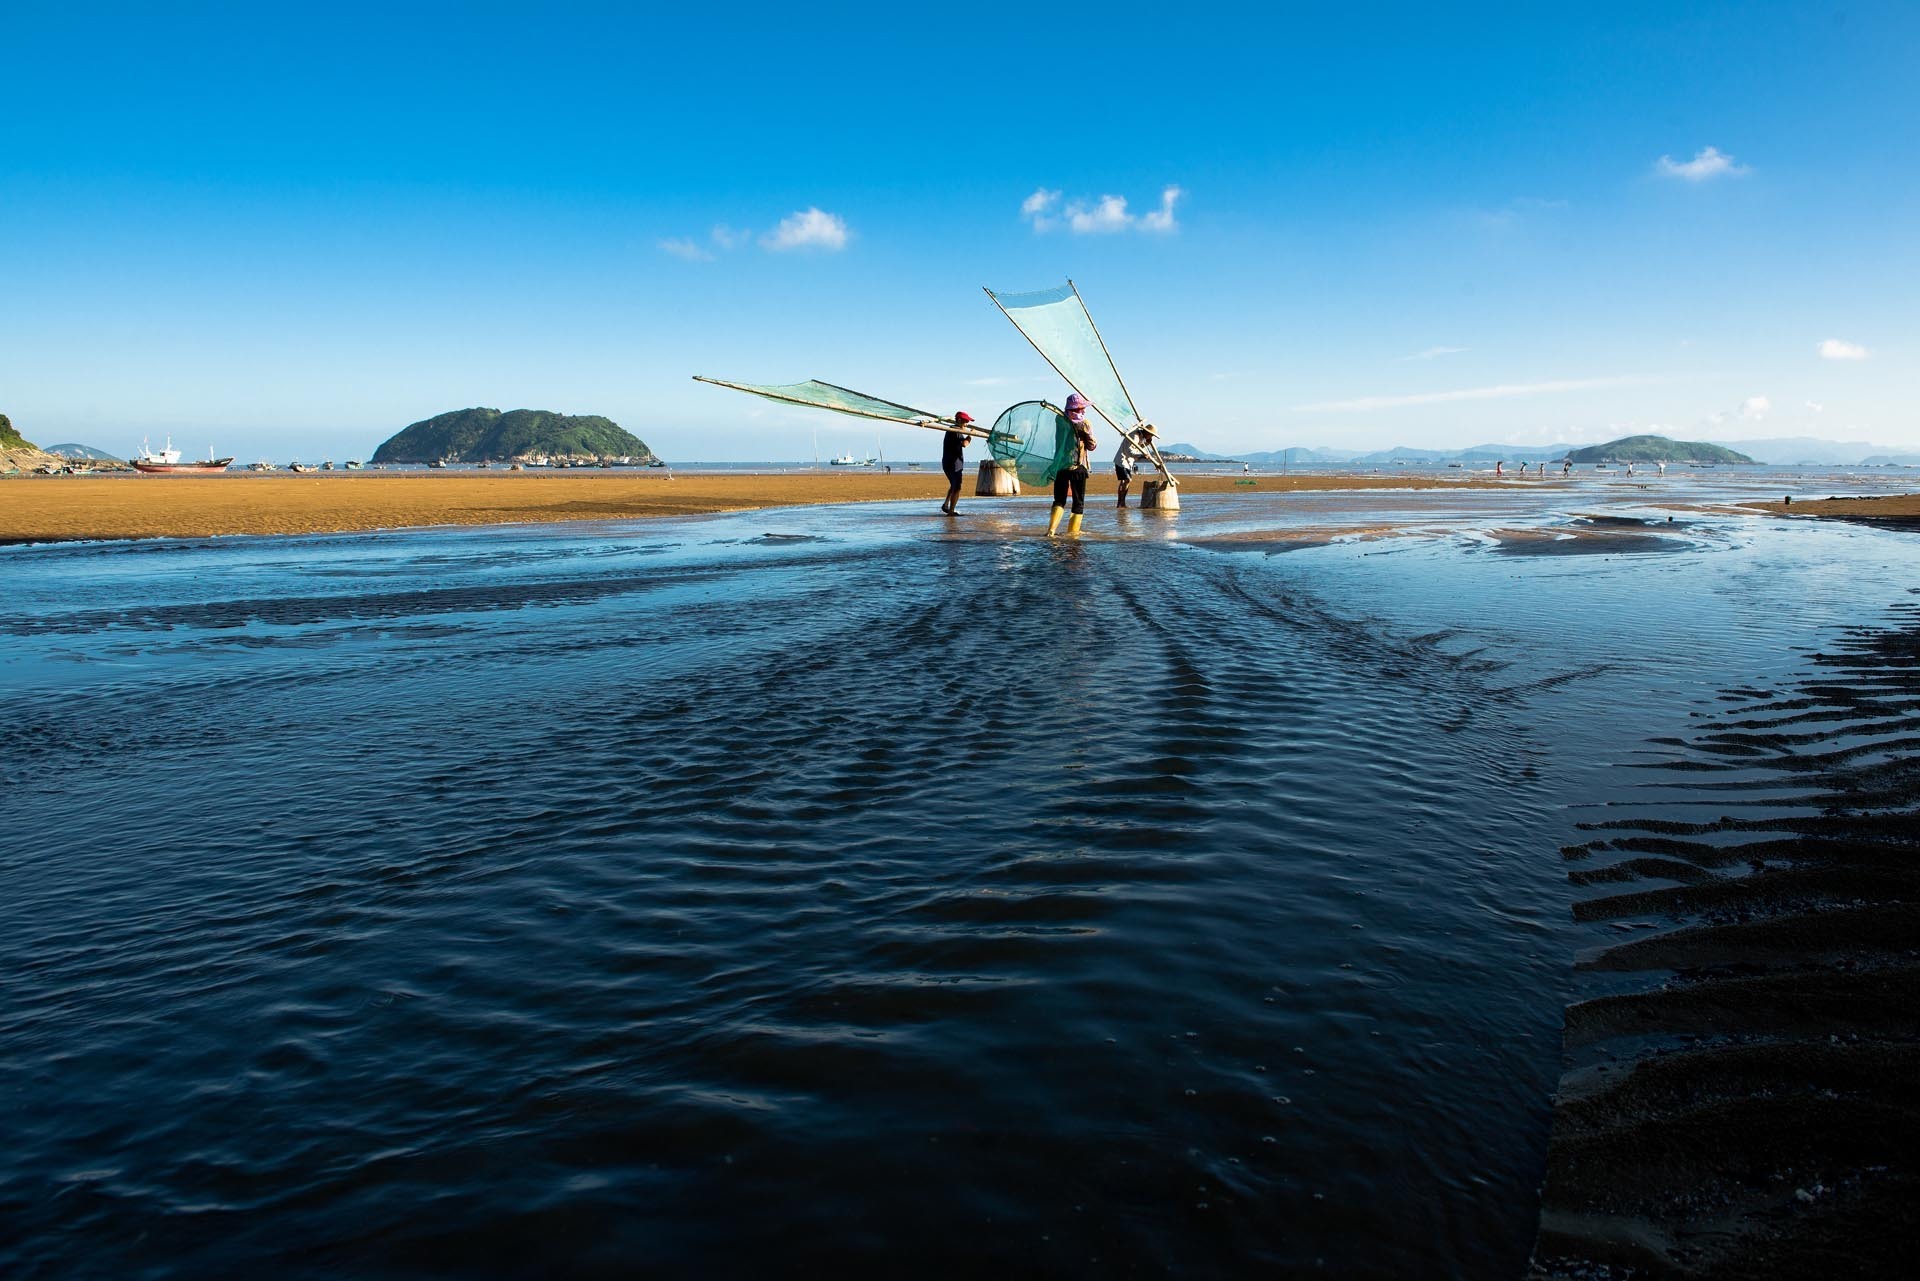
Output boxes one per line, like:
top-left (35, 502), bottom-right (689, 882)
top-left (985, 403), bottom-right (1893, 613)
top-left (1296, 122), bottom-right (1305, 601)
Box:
top-left (1166, 435), bottom-right (1919, 467)
top-left (372, 408), bottom-right (654, 464)
top-left (1716, 437), bottom-right (1920, 466)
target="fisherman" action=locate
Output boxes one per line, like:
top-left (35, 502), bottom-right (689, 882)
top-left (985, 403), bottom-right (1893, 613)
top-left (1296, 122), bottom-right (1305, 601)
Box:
top-left (1048, 394), bottom-right (1099, 537)
top-left (1113, 423), bottom-right (1155, 508)
top-left (940, 412), bottom-right (975, 515)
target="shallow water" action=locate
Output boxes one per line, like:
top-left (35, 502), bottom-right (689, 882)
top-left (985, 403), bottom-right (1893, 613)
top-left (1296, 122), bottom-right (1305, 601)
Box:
top-left (3, 481), bottom-right (1917, 1279)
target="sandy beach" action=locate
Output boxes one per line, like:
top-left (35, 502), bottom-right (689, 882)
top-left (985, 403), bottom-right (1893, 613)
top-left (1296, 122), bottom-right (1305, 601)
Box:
top-left (0, 470), bottom-right (1512, 544)
top-left (1753, 493), bottom-right (1920, 530)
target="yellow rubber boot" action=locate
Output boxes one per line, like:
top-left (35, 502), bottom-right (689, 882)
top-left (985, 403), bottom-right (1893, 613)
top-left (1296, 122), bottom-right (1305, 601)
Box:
top-left (1067, 513), bottom-right (1084, 538)
top-left (1046, 505), bottom-right (1065, 536)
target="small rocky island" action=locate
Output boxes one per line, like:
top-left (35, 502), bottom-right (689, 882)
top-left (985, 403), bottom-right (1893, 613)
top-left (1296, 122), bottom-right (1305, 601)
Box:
top-left (1564, 434), bottom-right (1755, 465)
top-left (371, 408), bottom-right (655, 465)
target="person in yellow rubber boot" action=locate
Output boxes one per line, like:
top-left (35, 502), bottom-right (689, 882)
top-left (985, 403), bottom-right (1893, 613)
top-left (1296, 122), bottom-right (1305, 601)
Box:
top-left (1047, 394), bottom-right (1100, 537)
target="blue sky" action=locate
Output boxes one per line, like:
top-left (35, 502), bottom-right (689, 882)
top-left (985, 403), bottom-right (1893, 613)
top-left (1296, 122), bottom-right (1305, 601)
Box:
top-left (3, 1), bottom-right (1915, 459)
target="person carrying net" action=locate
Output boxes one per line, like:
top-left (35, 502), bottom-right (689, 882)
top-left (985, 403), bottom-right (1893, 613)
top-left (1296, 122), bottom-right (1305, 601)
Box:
top-left (1114, 423), bottom-right (1156, 508)
top-left (1047, 393), bottom-right (1100, 537)
top-left (939, 411), bottom-right (975, 515)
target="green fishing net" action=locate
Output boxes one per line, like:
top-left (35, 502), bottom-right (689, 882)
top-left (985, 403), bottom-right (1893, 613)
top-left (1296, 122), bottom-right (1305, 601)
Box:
top-left (986, 284), bottom-right (1141, 431)
top-left (695, 378), bottom-right (936, 424)
top-left (989, 400), bottom-right (1073, 486)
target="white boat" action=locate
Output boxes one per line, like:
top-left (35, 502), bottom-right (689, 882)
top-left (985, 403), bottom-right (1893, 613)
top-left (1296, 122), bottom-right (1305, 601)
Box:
top-left (828, 452), bottom-right (872, 467)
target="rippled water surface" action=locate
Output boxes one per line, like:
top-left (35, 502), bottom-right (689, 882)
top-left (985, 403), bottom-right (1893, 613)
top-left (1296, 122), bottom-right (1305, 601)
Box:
top-left (4, 480), bottom-right (1918, 1278)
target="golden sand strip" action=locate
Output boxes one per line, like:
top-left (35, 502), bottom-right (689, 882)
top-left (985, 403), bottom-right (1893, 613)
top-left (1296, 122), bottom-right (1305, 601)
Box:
top-left (1750, 493), bottom-right (1920, 521)
top-left (0, 471), bottom-right (1509, 544)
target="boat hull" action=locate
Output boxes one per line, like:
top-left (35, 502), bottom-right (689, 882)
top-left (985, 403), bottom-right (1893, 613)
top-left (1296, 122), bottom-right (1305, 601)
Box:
top-left (133, 459), bottom-right (234, 473)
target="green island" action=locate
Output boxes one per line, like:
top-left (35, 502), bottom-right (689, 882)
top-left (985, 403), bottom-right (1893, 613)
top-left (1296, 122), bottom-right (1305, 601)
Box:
top-left (371, 408), bottom-right (655, 464)
top-left (1564, 434), bottom-right (1755, 464)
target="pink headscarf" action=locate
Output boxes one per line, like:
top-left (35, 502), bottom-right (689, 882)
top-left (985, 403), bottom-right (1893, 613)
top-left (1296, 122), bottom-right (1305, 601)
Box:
top-left (1064, 393), bottom-right (1089, 422)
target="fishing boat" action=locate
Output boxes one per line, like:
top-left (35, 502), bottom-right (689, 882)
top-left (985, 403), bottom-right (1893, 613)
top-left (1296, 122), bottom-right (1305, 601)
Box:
top-left (131, 437), bottom-right (233, 474)
top-left (288, 460), bottom-right (319, 473)
top-left (343, 460), bottom-right (364, 470)
top-left (828, 451), bottom-right (872, 467)
top-left (248, 459), bottom-right (278, 472)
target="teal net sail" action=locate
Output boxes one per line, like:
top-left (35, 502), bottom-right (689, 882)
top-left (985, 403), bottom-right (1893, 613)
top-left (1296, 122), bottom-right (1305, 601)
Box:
top-left (984, 284), bottom-right (1142, 433)
top-left (693, 377), bottom-right (943, 426)
top-left (990, 400), bottom-right (1073, 486)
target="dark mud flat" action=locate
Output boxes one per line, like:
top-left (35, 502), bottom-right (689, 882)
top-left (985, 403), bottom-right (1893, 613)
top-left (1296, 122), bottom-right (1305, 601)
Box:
top-left (1531, 596), bottom-right (1920, 1278)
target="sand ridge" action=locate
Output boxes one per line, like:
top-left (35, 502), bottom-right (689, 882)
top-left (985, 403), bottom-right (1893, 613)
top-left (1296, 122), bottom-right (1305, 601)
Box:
top-left (0, 470), bottom-right (1515, 544)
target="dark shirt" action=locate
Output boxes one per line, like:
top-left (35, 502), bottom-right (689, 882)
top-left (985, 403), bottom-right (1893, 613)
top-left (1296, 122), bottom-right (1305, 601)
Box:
top-left (942, 431), bottom-right (967, 470)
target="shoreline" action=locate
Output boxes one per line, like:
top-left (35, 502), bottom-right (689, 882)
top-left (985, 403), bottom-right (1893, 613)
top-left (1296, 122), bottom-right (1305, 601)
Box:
top-left (0, 471), bottom-right (1517, 546)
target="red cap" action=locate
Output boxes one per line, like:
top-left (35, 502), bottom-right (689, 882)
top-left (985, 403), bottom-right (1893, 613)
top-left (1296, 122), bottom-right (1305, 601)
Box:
top-left (954, 411), bottom-right (975, 425)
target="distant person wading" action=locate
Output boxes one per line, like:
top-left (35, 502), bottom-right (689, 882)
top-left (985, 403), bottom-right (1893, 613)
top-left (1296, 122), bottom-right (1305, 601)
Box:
top-left (940, 412), bottom-right (974, 515)
top-left (1048, 393), bottom-right (1099, 538)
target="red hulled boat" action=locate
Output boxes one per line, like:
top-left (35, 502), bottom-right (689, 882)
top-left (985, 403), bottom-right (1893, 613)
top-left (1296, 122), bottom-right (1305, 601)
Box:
top-left (132, 438), bottom-right (234, 474)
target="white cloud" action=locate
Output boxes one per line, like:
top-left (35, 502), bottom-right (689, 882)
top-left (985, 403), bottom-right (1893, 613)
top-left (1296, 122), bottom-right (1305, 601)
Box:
top-left (1293, 375), bottom-right (1651, 413)
top-left (1806, 400), bottom-right (1825, 413)
top-left (1739, 395), bottom-right (1771, 420)
top-left (1019, 188), bottom-right (1060, 232)
top-left (1067, 194), bottom-right (1132, 233)
top-left (1655, 145), bottom-right (1749, 181)
top-left (711, 224), bottom-right (751, 250)
top-left (1023, 184), bottom-right (1181, 234)
top-left (1400, 346), bottom-right (1468, 361)
top-left (761, 208), bottom-right (850, 252)
top-left (1138, 185), bottom-right (1182, 233)
top-left (1817, 338), bottom-right (1869, 360)
top-left (658, 237), bottom-right (713, 262)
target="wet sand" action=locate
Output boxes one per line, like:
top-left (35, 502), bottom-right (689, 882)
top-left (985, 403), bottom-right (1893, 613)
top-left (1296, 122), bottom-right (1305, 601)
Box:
top-left (0, 470), bottom-right (1508, 544)
top-left (1487, 515), bottom-right (1696, 557)
top-left (1753, 492), bottom-right (1920, 532)
top-left (1531, 601), bottom-right (1920, 1279)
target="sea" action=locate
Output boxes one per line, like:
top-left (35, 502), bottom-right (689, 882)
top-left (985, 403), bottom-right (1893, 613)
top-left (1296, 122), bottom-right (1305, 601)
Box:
top-left (3, 470), bottom-right (1917, 1278)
